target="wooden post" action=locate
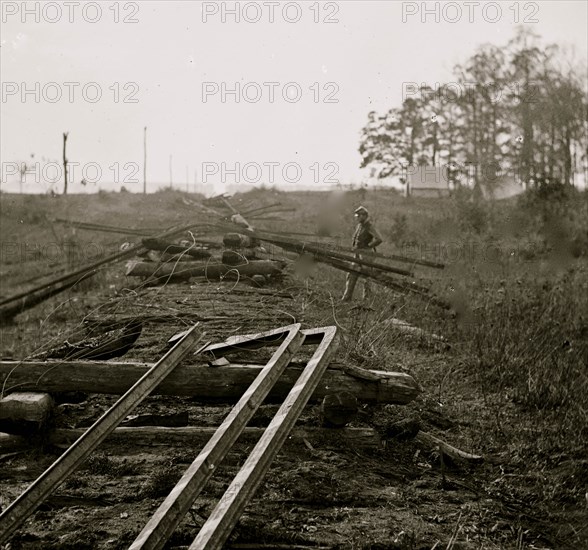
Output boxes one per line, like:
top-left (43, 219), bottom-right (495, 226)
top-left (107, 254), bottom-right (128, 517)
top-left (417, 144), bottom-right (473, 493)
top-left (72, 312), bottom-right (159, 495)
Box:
top-left (143, 126), bottom-right (147, 194)
top-left (62, 132), bottom-right (69, 195)
top-left (0, 392), bottom-right (54, 434)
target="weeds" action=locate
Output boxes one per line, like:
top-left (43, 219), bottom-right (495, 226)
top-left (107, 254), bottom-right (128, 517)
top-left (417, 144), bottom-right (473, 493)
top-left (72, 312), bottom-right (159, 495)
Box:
top-left (80, 453), bottom-right (140, 476)
top-left (139, 462), bottom-right (183, 498)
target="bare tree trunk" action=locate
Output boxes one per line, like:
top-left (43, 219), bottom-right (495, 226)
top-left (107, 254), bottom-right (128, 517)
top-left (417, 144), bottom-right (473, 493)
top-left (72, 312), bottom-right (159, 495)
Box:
top-left (62, 132), bottom-right (69, 195)
top-left (563, 126), bottom-right (572, 185)
top-left (472, 98), bottom-right (481, 196)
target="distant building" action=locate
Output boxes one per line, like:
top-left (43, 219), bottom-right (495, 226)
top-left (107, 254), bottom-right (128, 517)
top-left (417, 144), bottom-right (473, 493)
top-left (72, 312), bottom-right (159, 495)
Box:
top-left (406, 166), bottom-right (451, 198)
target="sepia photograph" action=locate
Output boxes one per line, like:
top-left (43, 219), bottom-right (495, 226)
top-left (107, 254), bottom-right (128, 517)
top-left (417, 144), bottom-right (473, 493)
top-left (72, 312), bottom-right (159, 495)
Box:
top-left (0, 1), bottom-right (587, 548)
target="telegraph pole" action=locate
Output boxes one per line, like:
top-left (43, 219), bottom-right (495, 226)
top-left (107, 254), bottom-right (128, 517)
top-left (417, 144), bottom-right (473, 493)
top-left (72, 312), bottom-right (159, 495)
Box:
top-left (143, 127), bottom-right (147, 194)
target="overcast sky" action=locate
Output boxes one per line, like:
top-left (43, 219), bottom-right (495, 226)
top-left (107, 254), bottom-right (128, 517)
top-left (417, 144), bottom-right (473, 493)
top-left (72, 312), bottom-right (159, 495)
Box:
top-left (1, 0), bottom-right (587, 194)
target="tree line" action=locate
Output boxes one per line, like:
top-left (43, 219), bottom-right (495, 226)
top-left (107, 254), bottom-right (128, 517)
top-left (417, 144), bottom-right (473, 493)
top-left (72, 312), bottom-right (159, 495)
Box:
top-left (359, 28), bottom-right (588, 194)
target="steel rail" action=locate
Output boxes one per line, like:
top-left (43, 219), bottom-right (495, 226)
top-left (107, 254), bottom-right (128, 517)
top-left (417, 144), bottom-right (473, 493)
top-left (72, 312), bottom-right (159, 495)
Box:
top-left (190, 326), bottom-right (339, 549)
top-left (129, 324), bottom-right (305, 550)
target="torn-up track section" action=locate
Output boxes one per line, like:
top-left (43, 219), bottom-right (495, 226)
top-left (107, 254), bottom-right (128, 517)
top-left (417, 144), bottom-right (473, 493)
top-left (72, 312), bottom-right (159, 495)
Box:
top-left (130, 326), bottom-right (338, 550)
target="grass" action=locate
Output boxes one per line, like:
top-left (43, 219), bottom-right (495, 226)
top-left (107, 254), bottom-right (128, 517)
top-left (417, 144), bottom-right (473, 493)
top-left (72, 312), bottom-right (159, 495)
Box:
top-left (285, 185), bottom-right (588, 547)
top-left (1, 186), bottom-right (587, 547)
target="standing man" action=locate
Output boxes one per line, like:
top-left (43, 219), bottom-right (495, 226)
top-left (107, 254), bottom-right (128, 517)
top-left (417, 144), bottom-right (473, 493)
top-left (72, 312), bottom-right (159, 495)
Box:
top-left (341, 205), bottom-right (383, 302)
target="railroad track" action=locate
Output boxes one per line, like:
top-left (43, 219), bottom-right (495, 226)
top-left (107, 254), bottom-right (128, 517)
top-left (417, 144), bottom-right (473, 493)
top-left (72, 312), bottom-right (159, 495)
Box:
top-left (0, 324), bottom-right (339, 549)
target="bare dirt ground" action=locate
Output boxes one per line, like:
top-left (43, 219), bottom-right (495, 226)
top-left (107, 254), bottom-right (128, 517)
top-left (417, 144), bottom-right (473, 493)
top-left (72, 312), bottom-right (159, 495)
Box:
top-left (0, 190), bottom-right (586, 550)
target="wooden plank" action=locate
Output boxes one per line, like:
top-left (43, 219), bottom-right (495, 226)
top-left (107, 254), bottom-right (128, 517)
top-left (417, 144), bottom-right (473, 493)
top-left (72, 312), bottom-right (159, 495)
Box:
top-left (204, 325), bottom-right (318, 355)
top-left (0, 325), bottom-right (205, 545)
top-left (129, 324), bottom-right (304, 550)
top-left (190, 326), bottom-right (339, 549)
top-left (0, 361), bottom-right (420, 405)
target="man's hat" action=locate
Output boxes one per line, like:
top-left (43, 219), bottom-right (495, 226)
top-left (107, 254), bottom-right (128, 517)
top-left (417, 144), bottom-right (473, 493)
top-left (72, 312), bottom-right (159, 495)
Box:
top-left (354, 206), bottom-right (369, 216)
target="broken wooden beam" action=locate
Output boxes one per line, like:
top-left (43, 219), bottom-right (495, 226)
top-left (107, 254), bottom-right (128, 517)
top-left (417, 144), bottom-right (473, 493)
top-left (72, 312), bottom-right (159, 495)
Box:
top-left (49, 426), bottom-right (382, 450)
top-left (187, 327), bottom-right (339, 549)
top-left (0, 361), bottom-right (420, 405)
top-left (125, 260), bottom-right (285, 279)
top-left (130, 324), bottom-right (306, 549)
top-left (415, 431), bottom-right (483, 464)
